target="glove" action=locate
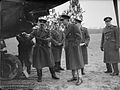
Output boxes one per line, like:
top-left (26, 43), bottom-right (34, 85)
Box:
top-left (100, 47), bottom-right (104, 51)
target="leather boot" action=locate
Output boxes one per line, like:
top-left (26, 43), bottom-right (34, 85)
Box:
top-left (67, 77), bottom-right (77, 82)
top-left (54, 62), bottom-right (57, 70)
top-left (67, 70), bottom-right (77, 82)
top-left (27, 65), bottom-right (31, 74)
top-left (104, 63), bottom-right (112, 73)
top-left (76, 70), bottom-right (83, 85)
top-left (58, 61), bottom-right (64, 71)
top-left (55, 62), bottom-right (61, 73)
top-left (37, 69), bottom-right (42, 82)
top-left (81, 68), bottom-right (85, 75)
top-left (54, 62), bottom-right (60, 73)
top-left (49, 67), bottom-right (59, 79)
top-left (75, 77), bottom-right (83, 86)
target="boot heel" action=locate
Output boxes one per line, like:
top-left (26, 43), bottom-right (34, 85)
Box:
top-left (81, 68), bottom-right (85, 75)
top-left (49, 67), bottom-right (60, 79)
top-left (75, 78), bottom-right (83, 86)
top-left (52, 75), bottom-right (59, 79)
top-left (37, 78), bottom-right (42, 82)
top-left (67, 77), bottom-right (77, 82)
top-left (37, 69), bottom-right (42, 82)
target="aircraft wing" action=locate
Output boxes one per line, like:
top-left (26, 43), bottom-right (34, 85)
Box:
top-left (1, 0), bottom-right (69, 39)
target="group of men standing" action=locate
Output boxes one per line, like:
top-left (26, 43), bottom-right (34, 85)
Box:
top-left (16, 14), bottom-right (119, 86)
top-left (16, 14), bottom-right (90, 86)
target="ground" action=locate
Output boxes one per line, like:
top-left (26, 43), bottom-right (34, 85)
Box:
top-left (1, 33), bottom-right (120, 90)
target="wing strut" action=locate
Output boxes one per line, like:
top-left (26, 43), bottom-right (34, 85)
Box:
top-left (113, 0), bottom-right (120, 47)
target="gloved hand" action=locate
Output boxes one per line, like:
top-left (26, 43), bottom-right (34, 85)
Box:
top-left (100, 47), bottom-right (104, 51)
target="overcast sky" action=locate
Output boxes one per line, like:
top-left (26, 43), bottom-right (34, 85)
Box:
top-left (55, 0), bottom-right (120, 29)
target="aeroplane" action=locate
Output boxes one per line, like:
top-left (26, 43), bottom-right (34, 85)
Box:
top-left (0, 0), bottom-right (69, 80)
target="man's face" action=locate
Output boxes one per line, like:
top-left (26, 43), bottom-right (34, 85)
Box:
top-left (105, 21), bottom-right (111, 26)
top-left (75, 21), bottom-right (81, 27)
top-left (62, 19), bottom-right (69, 25)
top-left (53, 23), bottom-right (59, 30)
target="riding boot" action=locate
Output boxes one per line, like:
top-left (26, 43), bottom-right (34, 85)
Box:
top-left (110, 63), bottom-right (119, 76)
top-left (54, 62), bottom-right (57, 70)
top-left (67, 70), bottom-right (77, 82)
top-left (76, 70), bottom-right (83, 86)
top-left (55, 62), bottom-right (60, 72)
top-left (37, 69), bottom-right (42, 82)
top-left (81, 68), bottom-right (85, 75)
top-left (49, 67), bottom-right (59, 79)
top-left (27, 65), bottom-right (31, 74)
top-left (58, 61), bottom-right (64, 71)
top-left (54, 62), bottom-right (60, 72)
top-left (76, 77), bottom-right (83, 86)
top-left (104, 63), bottom-right (112, 73)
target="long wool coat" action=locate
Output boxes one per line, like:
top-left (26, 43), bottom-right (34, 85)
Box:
top-left (30, 27), bottom-right (54, 69)
top-left (64, 24), bottom-right (84, 70)
top-left (51, 28), bottom-right (65, 62)
top-left (81, 27), bottom-right (90, 64)
top-left (101, 25), bottom-right (119, 63)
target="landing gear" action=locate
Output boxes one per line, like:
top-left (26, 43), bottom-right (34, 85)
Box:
top-left (0, 54), bottom-right (22, 80)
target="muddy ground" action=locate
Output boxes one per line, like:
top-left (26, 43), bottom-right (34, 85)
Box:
top-left (1, 34), bottom-right (120, 90)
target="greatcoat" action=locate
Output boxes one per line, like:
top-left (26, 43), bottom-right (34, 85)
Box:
top-left (101, 25), bottom-right (119, 63)
top-left (51, 27), bottom-right (65, 62)
top-left (81, 27), bottom-right (90, 64)
top-left (64, 24), bottom-right (84, 70)
top-left (30, 26), bottom-right (54, 69)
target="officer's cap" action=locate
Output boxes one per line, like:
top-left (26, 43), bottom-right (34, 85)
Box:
top-left (104, 17), bottom-right (112, 22)
top-left (74, 18), bottom-right (82, 23)
top-left (38, 17), bottom-right (47, 23)
top-left (60, 15), bottom-right (70, 20)
top-left (57, 17), bottom-right (64, 21)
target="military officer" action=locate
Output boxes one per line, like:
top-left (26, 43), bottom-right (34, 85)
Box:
top-left (61, 15), bottom-right (84, 85)
top-left (51, 21), bottom-right (65, 73)
top-left (101, 17), bottom-right (119, 76)
top-left (74, 18), bottom-right (90, 75)
top-left (29, 17), bottom-right (59, 82)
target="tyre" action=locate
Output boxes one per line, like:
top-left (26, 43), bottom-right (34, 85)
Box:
top-left (0, 54), bottom-right (22, 80)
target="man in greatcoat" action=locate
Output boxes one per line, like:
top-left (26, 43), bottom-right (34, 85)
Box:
top-left (100, 17), bottom-right (119, 76)
top-left (51, 21), bottom-right (65, 73)
top-left (29, 18), bottom-right (59, 82)
top-left (74, 18), bottom-right (90, 75)
top-left (61, 15), bottom-right (84, 85)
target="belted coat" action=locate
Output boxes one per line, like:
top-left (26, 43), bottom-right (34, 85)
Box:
top-left (29, 26), bottom-right (54, 69)
top-left (64, 24), bottom-right (84, 70)
top-left (81, 27), bottom-right (90, 64)
top-left (101, 25), bottom-right (119, 63)
top-left (51, 27), bottom-right (65, 62)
